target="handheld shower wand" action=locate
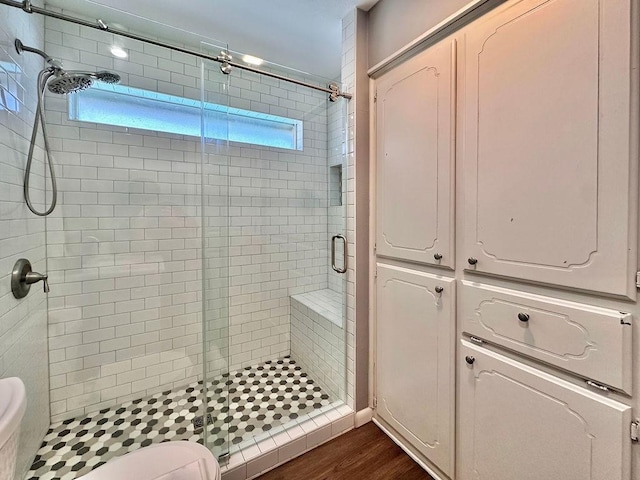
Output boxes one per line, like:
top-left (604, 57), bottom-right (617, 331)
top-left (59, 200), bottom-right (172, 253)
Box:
top-left (15, 39), bottom-right (121, 216)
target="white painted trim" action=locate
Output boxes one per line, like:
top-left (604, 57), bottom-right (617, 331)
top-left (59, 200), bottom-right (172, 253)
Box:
top-left (368, 76), bottom-right (378, 414)
top-left (372, 418), bottom-right (446, 480)
top-left (367, 0), bottom-right (505, 78)
top-left (354, 407), bottom-right (373, 427)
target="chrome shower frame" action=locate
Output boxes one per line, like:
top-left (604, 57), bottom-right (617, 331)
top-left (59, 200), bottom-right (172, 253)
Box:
top-left (1, 0), bottom-right (352, 101)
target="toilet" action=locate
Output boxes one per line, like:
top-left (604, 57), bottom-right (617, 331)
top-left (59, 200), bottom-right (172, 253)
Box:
top-left (0, 377), bottom-right (220, 480)
top-left (78, 441), bottom-right (221, 480)
top-left (0, 377), bottom-right (27, 480)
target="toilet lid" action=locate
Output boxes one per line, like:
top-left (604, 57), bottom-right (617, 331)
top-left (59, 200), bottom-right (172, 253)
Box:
top-left (78, 441), bottom-right (221, 480)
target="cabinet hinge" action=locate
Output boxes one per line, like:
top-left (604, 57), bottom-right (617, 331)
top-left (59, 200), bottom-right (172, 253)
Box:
top-left (373, 396), bottom-right (378, 409)
top-left (373, 242), bottom-right (377, 255)
top-left (636, 272), bottom-right (640, 289)
top-left (631, 420), bottom-right (639, 442)
top-left (374, 94), bottom-right (377, 103)
top-left (585, 380), bottom-right (610, 392)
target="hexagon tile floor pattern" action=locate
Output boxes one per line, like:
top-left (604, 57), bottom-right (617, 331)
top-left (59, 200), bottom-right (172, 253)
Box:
top-left (27, 356), bottom-right (332, 480)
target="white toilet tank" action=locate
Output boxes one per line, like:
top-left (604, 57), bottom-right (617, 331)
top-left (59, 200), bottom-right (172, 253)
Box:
top-left (0, 378), bottom-right (27, 480)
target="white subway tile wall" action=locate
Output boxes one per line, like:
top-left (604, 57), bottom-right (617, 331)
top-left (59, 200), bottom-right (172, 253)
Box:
top-left (43, 12), bottom-right (340, 422)
top-left (0, 3), bottom-right (51, 477)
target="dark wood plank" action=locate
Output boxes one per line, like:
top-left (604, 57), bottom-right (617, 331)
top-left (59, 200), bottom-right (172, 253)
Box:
top-left (256, 423), bottom-right (435, 480)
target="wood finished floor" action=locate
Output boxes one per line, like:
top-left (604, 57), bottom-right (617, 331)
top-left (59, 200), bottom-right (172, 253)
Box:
top-left (256, 422), bottom-right (434, 480)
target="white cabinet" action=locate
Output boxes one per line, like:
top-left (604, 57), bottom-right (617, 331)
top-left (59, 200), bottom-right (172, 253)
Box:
top-left (458, 340), bottom-right (632, 480)
top-left (376, 39), bottom-right (455, 268)
top-left (460, 0), bottom-right (636, 298)
top-left (375, 264), bottom-right (455, 476)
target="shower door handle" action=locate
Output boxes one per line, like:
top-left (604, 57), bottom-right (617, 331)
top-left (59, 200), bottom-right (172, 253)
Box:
top-left (331, 234), bottom-right (347, 274)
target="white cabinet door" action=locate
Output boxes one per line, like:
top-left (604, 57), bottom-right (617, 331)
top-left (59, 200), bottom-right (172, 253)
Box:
top-left (375, 264), bottom-right (455, 476)
top-left (460, 0), bottom-right (636, 298)
top-left (458, 339), bottom-right (632, 480)
top-left (376, 40), bottom-right (455, 268)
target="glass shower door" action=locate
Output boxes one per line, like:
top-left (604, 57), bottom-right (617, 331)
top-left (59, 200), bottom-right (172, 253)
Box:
top-left (200, 51), bottom-right (231, 460)
top-left (200, 49), bottom-right (350, 459)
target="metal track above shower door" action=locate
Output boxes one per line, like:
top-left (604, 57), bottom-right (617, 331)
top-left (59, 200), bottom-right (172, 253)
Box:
top-left (0, 0), bottom-right (353, 101)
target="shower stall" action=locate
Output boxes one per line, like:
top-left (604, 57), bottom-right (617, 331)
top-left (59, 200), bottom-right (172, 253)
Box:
top-left (0, 2), bottom-right (352, 478)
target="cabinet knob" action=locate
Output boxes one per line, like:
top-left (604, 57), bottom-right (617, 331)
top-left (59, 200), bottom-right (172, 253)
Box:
top-left (434, 253), bottom-right (443, 261)
top-left (435, 286), bottom-right (444, 294)
top-left (465, 356), bottom-right (475, 365)
top-left (467, 257), bottom-right (478, 266)
top-left (518, 313), bottom-right (530, 322)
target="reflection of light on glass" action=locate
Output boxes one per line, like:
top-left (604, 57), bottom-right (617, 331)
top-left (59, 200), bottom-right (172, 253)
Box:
top-left (69, 83), bottom-right (303, 150)
top-left (242, 55), bottom-right (264, 66)
top-left (110, 46), bottom-right (128, 59)
top-left (0, 61), bottom-right (21, 112)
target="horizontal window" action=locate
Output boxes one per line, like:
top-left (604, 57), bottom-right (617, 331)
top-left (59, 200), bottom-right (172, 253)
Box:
top-left (0, 61), bottom-right (21, 113)
top-left (69, 83), bottom-right (302, 150)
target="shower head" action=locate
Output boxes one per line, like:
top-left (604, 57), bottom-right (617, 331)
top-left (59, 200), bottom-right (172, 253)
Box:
top-left (46, 69), bottom-right (122, 95)
top-left (15, 38), bottom-right (121, 95)
top-left (47, 73), bottom-right (94, 94)
top-left (94, 71), bottom-right (121, 84)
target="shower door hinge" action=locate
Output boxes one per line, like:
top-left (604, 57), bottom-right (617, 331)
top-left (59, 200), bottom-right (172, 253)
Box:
top-left (631, 420), bottom-right (639, 442)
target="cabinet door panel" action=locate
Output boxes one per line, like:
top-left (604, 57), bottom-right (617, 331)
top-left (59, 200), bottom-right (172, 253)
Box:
top-left (458, 340), bottom-right (631, 480)
top-left (461, 0), bottom-right (636, 298)
top-left (376, 264), bottom-right (455, 476)
top-left (376, 40), bottom-right (455, 268)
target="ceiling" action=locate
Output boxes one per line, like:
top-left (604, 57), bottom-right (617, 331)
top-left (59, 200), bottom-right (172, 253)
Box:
top-left (45, 0), bottom-right (380, 79)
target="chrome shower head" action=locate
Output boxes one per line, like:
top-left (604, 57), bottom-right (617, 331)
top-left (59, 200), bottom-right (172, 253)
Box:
top-left (94, 71), bottom-right (121, 84)
top-left (16, 38), bottom-right (121, 94)
top-left (47, 73), bottom-right (94, 95)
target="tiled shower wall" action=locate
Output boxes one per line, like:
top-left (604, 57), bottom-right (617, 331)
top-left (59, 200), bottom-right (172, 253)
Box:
top-left (0, 3), bottom-right (51, 477)
top-left (43, 12), bottom-right (333, 421)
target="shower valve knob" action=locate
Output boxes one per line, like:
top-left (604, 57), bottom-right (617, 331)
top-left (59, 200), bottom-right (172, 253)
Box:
top-left (11, 258), bottom-right (49, 299)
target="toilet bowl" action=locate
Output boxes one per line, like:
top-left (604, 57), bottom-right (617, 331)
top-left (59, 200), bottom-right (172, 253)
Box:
top-left (78, 441), bottom-right (221, 480)
top-left (0, 377), bottom-right (27, 480)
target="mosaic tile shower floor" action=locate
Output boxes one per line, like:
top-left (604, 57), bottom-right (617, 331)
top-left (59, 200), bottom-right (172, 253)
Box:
top-left (27, 357), bottom-right (332, 480)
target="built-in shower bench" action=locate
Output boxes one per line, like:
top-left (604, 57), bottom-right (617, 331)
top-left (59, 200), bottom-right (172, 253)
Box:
top-left (289, 289), bottom-right (345, 401)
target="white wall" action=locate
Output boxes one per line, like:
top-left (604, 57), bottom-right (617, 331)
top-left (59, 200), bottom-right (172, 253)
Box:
top-left (0, 3), bottom-right (50, 477)
top-left (367, 0), bottom-right (479, 67)
top-left (43, 12), bottom-right (335, 421)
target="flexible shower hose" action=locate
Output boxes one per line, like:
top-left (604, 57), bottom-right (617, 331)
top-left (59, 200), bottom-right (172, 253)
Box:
top-left (24, 67), bottom-right (58, 216)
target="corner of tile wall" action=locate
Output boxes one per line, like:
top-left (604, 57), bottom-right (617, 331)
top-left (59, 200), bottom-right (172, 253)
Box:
top-left (0, 2), bottom-right (51, 477)
top-left (341, 9), bottom-right (357, 411)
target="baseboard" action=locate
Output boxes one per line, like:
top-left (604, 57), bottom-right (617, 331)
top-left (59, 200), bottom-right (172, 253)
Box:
top-left (372, 418), bottom-right (447, 480)
top-left (354, 407), bottom-right (373, 427)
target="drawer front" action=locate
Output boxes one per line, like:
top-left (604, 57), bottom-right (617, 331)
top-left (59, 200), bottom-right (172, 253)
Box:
top-left (460, 281), bottom-right (632, 393)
